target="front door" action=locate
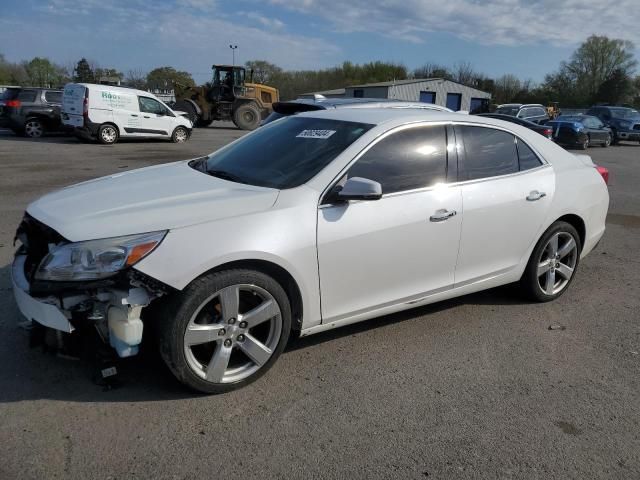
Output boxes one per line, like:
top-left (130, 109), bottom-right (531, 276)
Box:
top-left (317, 124), bottom-right (462, 322)
top-left (137, 96), bottom-right (174, 136)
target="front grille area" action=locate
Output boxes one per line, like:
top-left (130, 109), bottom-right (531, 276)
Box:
top-left (15, 213), bottom-right (67, 281)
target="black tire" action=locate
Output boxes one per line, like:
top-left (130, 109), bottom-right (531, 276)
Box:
top-left (610, 130), bottom-right (619, 145)
top-left (158, 269), bottom-right (292, 394)
top-left (24, 118), bottom-right (45, 138)
top-left (171, 126), bottom-right (189, 143)
top-left (233, 103), bottom-right (261, 130)
top-left (602, 134), bottom-right (611, 148)
top-left (195, 118), bottom-right (212, 128)
top-left (520, 221), bottom-right (582, 302)
top-left (580, 136), bottom-right (589, 150)
top-left (97, 124), bottom-right (118, 145)
top-left (173, 100), bottom-right (199, 126)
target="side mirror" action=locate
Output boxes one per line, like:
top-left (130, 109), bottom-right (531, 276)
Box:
top-left (338, 177), bottom-right (382, 201)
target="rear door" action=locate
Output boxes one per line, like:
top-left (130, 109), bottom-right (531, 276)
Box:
top-left (62, 84), bottom-right (86, 128)
top-left (453, 125), bottom-right (554, 285)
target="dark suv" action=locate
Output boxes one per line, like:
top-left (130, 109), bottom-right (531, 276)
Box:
top-left (493, 103), bottom-right (550, 124)
top-left (585, 106), bottom-right (640, 144)
top-left (0, 87), bottom-right (64, 138)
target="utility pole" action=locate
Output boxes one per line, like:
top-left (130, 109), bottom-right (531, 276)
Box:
top-left (229, 45), bottom-right (238, 66)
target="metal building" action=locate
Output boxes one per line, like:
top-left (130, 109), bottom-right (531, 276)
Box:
top-left (344, 78), bottom-right (491, 113)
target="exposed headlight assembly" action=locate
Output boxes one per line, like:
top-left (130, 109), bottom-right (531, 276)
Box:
top-left (35, 231), bottom-right (167, 281)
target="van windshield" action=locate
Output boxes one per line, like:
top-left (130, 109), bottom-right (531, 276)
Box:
top-left (196, 116), bottom-right (373, 189)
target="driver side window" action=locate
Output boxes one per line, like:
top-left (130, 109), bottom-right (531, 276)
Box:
top-left (344, 126), bottom-right (448, 194)
top-left (138, 96), bottom-right (167, 115)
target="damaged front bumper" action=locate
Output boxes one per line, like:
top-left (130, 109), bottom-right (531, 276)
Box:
top-left (12, 253), bottom-right (166, 357)
top-left (12, 254), bottom-right (75, 333)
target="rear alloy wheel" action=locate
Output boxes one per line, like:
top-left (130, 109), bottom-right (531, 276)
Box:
top-left (233, 104), bottom-right (261, 131)
top-left (603, 134), bottom-right (611, 147)
top-left (98, 124), bottom-right (118, 145)
top-left (520, 221), bottom-right (581, 302)
top-left (24, 118), bottom-right (44, 138)
top-left (171, 126), bottom-right (189, 143)
top-left (159, 269), bottom-right (291, 393)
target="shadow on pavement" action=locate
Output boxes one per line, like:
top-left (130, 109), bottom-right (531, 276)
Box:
top-left (0, 261), bottom-right (530, 404)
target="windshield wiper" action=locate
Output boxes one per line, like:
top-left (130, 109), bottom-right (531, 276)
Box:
top-left (207, 169), bottom-right (244, 183)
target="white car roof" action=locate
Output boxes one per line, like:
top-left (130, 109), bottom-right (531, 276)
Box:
top-left (296, 108), bottom-right (512, 130)
top-left (73, 83), bottom-right (154, 97)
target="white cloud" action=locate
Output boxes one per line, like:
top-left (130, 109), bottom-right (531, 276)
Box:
top-left (269, 0), bottom-right (640, 47)
top-left (244, 12), bottom-right (285, 31)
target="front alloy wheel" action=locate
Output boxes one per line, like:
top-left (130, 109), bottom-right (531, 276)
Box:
top-left (521, 221), bottom-right (581, 302)
top-left (159, 270), bottom-right (291, 393)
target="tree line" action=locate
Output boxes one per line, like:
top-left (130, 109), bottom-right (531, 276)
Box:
top-left (1, 35), bottom-right (638, 108)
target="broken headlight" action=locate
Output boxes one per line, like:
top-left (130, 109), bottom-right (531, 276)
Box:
top-left (34, 231), bottom-right (167, 281)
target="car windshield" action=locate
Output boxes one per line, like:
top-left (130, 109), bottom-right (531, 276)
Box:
top-left (201, 116), bottom-right (373, 189)
top-left (609, 108), bottom-right (640, 119)
top-left (494, 106), bottom-right (519, 115)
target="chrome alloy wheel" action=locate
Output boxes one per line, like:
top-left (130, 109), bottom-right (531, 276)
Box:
top-left (536, 232), bottom-right (578, 295)
top-left (24, 119), bottom-right (44, 138)
top-left (183, 284), bottom-right (282, 384)
top-left (174, 128), bottom-right (188, 143)
top-left (101, 126), bottom-right (117, 143)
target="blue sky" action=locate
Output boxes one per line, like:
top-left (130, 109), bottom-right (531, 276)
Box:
top-left (1, 0), bottom-right (638, 84)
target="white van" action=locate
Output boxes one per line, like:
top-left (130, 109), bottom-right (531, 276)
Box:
top-left (62, 83), bottom-right (193, 144)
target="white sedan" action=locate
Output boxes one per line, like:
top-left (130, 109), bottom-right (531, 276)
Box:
top-left (12, 109), bottom-right (609, 393)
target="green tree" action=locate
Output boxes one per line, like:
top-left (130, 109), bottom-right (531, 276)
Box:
top-left (23, 57), bottom-right (67, 87)
top-left (147, 66), bottom-right (194, 91)
top-left (244, 60), bottom-right (282, 84)
top-left (74, 58), bottom-right (94, 83)
top-left (544, 35), bottom-right (637, 105)
top-left (596, 68), bottom-right (634, 105)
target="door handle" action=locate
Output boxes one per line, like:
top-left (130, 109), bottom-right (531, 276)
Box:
top-left (526, 190), bottom-right (546, 201)
top-left (130, 114), bottom-right (138, 117)
top-left (430, 209), bottom-right (457, 222)
top-left (144, 115), bottom-right (150, 118)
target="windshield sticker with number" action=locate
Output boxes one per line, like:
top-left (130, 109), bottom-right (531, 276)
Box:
top-left (296, 129), bottom-right (336, 139)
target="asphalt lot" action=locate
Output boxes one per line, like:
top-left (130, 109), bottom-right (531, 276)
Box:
top-left (0, 126), bottom-right (639, 480)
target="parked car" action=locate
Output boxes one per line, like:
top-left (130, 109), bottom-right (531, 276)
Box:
top-left (475, 113), bottom-right (553, 138)
top-left (261, 96), bottom-right (453, 125)
top-left (585, 106), bottom-right (640, 144)
top-left (545, 115), bottom-right (612, 149)
top-left (0, 87), bottom-right (65, 137)
top-left (62, 83), bottom-right (193, 144)
top-left (494, 103), bottom-right (549, 124)
top-left (12, 109), bottom-right (609, 393)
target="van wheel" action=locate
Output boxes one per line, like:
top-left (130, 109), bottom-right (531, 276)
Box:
top-left (24, 118), bottom-right (45, 138)
top-left (233, 104), bottom-right (261, 130)
top-left (98, 124), bottom-right (118, 145)
top-left (171, 126), bottom-right (189, 143)
top-left (158, 269), bottom-right (291, 393)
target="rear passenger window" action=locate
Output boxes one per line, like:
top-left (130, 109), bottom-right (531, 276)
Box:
top-left (347, 126), bottom-right (447, 194)
top-left (17, 90), bottom-right (37, 102)
top-left (516, 140), bottom-right (542, 171)
top-left (44, 91), bottom-right (62, 103)
top-left (458, 126), bottom-right (518, 180)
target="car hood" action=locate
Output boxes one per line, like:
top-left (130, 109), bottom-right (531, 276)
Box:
top-left (27, 160), bottom-right (280, 242)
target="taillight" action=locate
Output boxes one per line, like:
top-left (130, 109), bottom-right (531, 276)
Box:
top-left (543, 128), bottom-right (552, 138)
top-left (6, 99), bottom-right (21, 108)
top-left (82, 89), bottom-right (89, 121)
top-left (595, 165), bottom-right (609, 185)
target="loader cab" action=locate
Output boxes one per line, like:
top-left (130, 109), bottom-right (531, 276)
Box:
top-left (211, 65), bottom-right (245, 101)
